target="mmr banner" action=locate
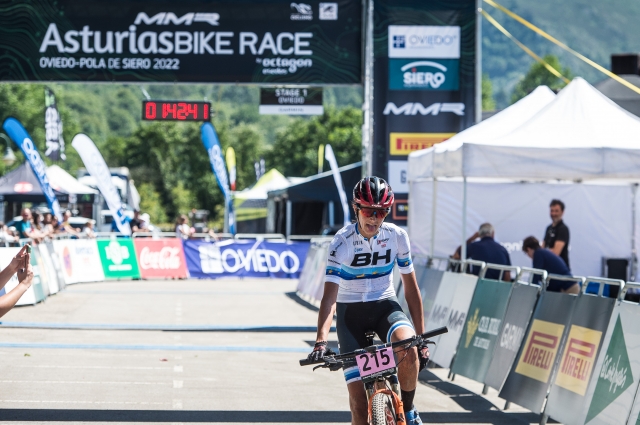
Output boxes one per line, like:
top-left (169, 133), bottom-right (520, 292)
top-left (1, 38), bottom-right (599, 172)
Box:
top-left (451, 278), bottom-right (513, 382)
top-left (545, 294), bottom-right (616, 424)
top-left (425, 271), bottom-right (458, 354)
top-left (52, 239), bottom-right (105, 285)
top-left (499, 291), bottom-right (579, 413)
top-left (183, 239), bottom-right (309, 279)
top-left (134, 238), bottom-right (188, 279)
top-left (430, 272), bottom-right (478, 369)
top-left (484, 282), bottom-right (540, 391)
top-left (97, 239), bottom-right (141, 280)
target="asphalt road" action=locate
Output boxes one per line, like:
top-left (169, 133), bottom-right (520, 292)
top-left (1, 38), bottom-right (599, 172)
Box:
top-left (0, 278), bottom-right (550, 424)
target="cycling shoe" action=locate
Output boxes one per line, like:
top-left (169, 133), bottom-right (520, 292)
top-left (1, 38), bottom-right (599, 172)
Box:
top-left (405, 406), bottom-right (423, 425)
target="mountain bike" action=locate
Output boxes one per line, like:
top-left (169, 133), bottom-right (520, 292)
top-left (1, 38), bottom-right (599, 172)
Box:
top-left (300, 326), bottom-right (448, 425)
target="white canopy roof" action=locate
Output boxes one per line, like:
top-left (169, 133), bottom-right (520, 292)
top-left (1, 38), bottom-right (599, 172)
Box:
top-left (409, 77), bottom-right (640, 180)
top-left (46, 165), bottom-right (97, 195)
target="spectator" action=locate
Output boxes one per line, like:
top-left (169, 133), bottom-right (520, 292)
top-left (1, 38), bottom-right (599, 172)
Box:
top-left (33, 213), bottom-right (44, 231)
top-left (129, 210), bottom-right (143, 233)
top-left (16, 208), bottom-right (43, 242)
top-left (82, 220), bottom-right (96, 238)
top-left (543, 199), bottom-right (570, 269)
top-left (175, 215), bottom-right (193, 240)
top-left (41, 213), bottom-right (54, 238)
top-left (522, 236), bottom-right (578, 294)
top-left (0, 223), bottom-right (16, 244)
top-left (59, 210), bottom-right (81, 238)
top-left (463, 223), bottom-right (512, 281)
top-left (0, 245), bottom-right (34, 318)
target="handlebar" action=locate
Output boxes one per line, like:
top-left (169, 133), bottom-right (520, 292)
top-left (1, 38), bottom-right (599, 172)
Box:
top-left (299, 326), bottom-right (448, 367)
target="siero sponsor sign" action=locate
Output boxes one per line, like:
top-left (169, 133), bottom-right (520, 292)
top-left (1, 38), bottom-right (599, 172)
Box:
top-left (97, 239), bottom-right (141, 279)
top-left (134, 239), bottom-right (188, 279)
top-left (0, 0), bottom-right (360, 84)
top-left (388, 26), bottom-right (460, 59)
top-left (183, 239), bottom-right (309, 279)
top-left (389, 59), bottom-right (459, 90)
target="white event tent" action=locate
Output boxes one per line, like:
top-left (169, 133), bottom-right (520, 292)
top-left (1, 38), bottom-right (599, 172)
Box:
top-left (408, 78), bottom-right (640, 278)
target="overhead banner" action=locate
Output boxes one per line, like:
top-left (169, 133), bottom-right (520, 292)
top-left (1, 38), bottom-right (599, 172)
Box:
top-left (545, 294), bottom-right (616, 425)
top-left (451, 278), bottom-right (514, 382)
top-left (183, 239), bottom-right (309, 279)
top-left (52, 239), bottom-right (105, 285)
top-left (97, 238), bottom-right (141, 280)
top-left (499, 291), bottom-right (579, 413)
top-left (259, 87), bottom-right (323, 115)
top-left (72, 134), bottom-right (131, 235)
top-left (3, 117), bottom-right (62, 220)
top-left (430, 272), bottom-right (478, 369)
top-left (0, 0), bottom-right (361, 84)
top-left (134, 238), bottom-right (189, 279)
top-left (484, 283), bottom-right (540, 391)
top-left (44, 88), bottom-right (66, 161)
top-left (371, 0), bottom-right (477, 225)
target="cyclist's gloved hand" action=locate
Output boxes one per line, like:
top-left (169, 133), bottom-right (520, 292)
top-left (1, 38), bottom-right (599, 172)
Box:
top-left (417, 342), bottom-right (430, 371)
top-left (308, 341), bottom-right (336, 362)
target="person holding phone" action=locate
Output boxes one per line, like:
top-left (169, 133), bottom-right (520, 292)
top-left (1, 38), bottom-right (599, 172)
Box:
top-left (0, 245), bottom-right (34, 318)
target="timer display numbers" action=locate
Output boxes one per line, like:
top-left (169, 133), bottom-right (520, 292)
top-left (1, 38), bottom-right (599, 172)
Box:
top-left (142, 101), bottom-right (211, 121)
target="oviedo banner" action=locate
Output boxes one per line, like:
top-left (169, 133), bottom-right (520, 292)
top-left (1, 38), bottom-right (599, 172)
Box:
top-left (372, 0), bottom-right (477, 225)
top-left (97, 239), bottom-right (141, 280)
top-left (451, 278), bottom-right (514, 382)
top-left (545, 294), bottom-right (616, 425)
top-left (0, 0), bottom-right (361, 84)
top-left (183, 239), bottom-right (309, 279)
top-left (52, 239), bottom-right (105, 285)
top-left (484, 282), bottom-right (540, 391)
top-left (133, 238), bottom-right (188, 279)
top-left (499, 291), bottom-right (579, 413)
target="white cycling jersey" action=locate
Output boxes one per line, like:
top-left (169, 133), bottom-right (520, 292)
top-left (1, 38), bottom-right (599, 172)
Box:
top-left (325, 222), bottom-right (414, 303)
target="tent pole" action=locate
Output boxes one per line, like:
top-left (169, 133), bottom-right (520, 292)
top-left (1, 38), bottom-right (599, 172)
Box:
top-left (361, 0), bottom-right (374, 177)
top-left (461, 177), bottom-right (467, 260)
top-left (430, 178), bottom-right (438, 258)
top-left (633, 184), bottom-right (638, 281)
top-left (286, 200), bottom-right (292, 238)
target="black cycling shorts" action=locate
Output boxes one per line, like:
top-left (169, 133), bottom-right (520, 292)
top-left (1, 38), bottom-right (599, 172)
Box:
top-left (336, 296), bottom-right (415, 384)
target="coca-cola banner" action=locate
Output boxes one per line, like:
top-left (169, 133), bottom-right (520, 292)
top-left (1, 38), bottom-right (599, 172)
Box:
top-left (52, 239), bottom-right (105, 285)
top-left (134, 238), bottom-right (189, 279)
top-left (183, 239), bottom-right (309, 279)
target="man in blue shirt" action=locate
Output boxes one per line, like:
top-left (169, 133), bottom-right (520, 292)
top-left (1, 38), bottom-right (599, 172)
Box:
top-left (465, 223), bottom-right (512, 281)
top-left (522, 236), bottom-right (578, 294)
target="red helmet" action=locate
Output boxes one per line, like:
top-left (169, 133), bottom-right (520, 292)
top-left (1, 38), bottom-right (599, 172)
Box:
top-left (353, 176), bottom-right (394, 208)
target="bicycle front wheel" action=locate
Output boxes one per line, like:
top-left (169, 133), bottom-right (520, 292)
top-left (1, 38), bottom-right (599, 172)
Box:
top-left (371, 392), bottom-right (397, 425)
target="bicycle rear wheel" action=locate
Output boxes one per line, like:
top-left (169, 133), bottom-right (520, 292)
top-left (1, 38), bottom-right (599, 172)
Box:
top-left (371, 392), bottom-right (397, 425)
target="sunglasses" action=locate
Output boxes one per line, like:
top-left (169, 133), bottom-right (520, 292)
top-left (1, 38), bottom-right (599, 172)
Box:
top-left (358, 207), bottom-right (390, 219)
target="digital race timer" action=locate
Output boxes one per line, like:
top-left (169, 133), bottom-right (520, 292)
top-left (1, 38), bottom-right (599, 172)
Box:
top-left (142, 101), bottom-right (211, 121)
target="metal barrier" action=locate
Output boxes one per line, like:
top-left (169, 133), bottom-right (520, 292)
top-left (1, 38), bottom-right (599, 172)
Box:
top-left (462, 259), bottom-right (487, 275)
top-left (234, 233), bottom-right (286, 241)
top-left (516, 267), bottom-right (547, 287)
top-left (480, 263), bottom-right (521, 281)
top-left (427, 256), bottom-right (453, 271)
top-left (583, 276), bottom-right (625, 298)
top-left (544, 274), bottom-right (586, 292)
top-left (621, 281), bottom-right (640, 299)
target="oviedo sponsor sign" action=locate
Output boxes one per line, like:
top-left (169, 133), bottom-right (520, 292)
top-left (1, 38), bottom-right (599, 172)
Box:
top-left (97, 239), bottom-right (141, 279)
top-left (133, 239), bottom-right (188, 279)
top-left (183, 239), bottom-right (309, 279)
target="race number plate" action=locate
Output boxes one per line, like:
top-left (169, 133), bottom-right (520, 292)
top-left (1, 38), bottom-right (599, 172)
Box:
top-left (355, 347), bottom-right (396, 378)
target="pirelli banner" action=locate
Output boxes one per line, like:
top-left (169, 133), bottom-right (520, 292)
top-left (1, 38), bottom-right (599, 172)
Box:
top-left (484, 282), bottom-right (540, 391)
top-left (0, 0), bottom-right (361, 84)
top-left (545, 288), bottom-right (618, 424)
top-left (499, 291), bottom-right (579, 413)
top-left (372, 0), bottom-right (477, 226)
top-left (450, 278), bottom-right (514, 383)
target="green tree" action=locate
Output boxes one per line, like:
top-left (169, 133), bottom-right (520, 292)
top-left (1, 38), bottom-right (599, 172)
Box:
top-left (511, 55), bottom-right (572, 103)
top-left (265, 107), bottom-right (362, 177)
top-left (482, 74), bottom-right (496, 111)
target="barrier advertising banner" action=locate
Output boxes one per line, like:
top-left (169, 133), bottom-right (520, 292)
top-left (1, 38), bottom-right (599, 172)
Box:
top-left (451, 278), bottom-right (513, 382)
top-left (430, 272), bottom-right (478, 368)
top-left (484, 283), bottom-right (540, 391)
top-left (0, 0), bottom-right (361, 84)
top-left (0, 247), bottom-right (45, 306)
top-left (134, 238), bottom-right (188, 279)
top-left (45, 241), bottom-right (66, 291)
top-left (499, 291), bottom-right (578, 413)
top-left (97, 239), bottom-right (141, 280)
top-left (425, 271), bottom-right (458, 350)
top-left (183, 239), bottom-right (309, 279)
top-left (53, 239), bottom-right (105, 285)
top-left (418, 268), bottom-right (445, 322)
top-left (371, 0), bottom-right (477, 226)
top-left (545, 295), bottom-right (616, 424)
top-left (577, 300), bottom-right (640, 425)
top-left (296, 241), bottom-right (330, 305)
top-left (33, 244), bottom-right (58, 295)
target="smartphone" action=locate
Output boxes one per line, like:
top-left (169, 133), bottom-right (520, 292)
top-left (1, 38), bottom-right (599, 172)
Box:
top-left (20, 245), bottom-right (31, 273)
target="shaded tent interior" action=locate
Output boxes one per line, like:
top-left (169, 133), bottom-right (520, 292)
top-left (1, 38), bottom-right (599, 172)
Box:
top-left (267, 162), bottom-right (362, 236)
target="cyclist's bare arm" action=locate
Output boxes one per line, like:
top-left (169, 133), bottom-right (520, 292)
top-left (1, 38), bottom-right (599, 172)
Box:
top-left (401, 271), bottom-right (424, 335)
top-left (316, 282), bottom-right (339, 343)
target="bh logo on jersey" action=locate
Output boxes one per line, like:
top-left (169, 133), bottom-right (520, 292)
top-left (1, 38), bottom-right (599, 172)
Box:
top-left (350, 249), bottom-right (391, 267)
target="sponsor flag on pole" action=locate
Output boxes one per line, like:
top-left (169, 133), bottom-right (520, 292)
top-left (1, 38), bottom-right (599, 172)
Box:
top-left (2, 117), bottom-right (62, 220)
top-left (325, 144), bottom-right (350, 226)
top-left (44, 88), bottom-right (66, 161)
top-left (71, 134), bottom-right (131, 235)
top-left (318, 144), bottom-right (324, 174)
top-left (226, 147), bottom-right (236, 191)
top-left (200, 123), bottom-right (235, 234)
